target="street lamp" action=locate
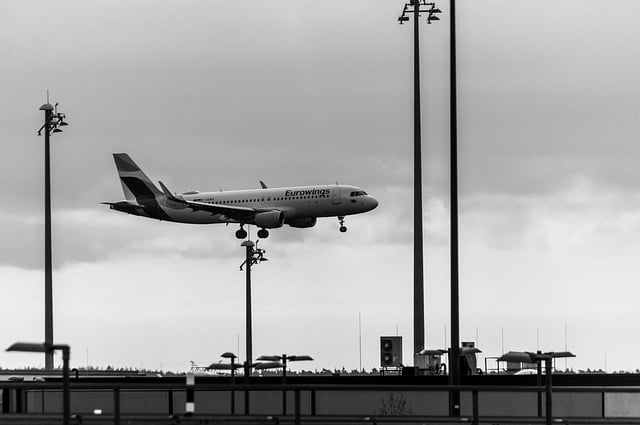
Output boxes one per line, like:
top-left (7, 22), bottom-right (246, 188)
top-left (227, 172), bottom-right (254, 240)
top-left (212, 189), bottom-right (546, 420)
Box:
top-left (6, 342), bottom-right (71, 425)
top-left (207, 352), bottom-right (243, 414)
top-left (397, 1), bottom-right (441, 368)
top-left (239, 239), bottom-right (268, 378)
top-left (498, 350), bottom-right (575, 425)
top-left (256, 354), bottom-right (313, 414)
top-left (256, 354), bottom-right (313, 385)
top-left (37, 99), bottom-right (69, 371)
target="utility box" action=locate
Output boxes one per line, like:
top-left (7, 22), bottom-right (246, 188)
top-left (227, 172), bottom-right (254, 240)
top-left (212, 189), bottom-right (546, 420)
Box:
top-left (380, 336), bottom-right (402, 368)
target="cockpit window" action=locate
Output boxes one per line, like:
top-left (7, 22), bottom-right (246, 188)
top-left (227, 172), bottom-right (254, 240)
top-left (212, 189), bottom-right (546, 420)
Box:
top-left (350, 191), bottom-right (367, 197)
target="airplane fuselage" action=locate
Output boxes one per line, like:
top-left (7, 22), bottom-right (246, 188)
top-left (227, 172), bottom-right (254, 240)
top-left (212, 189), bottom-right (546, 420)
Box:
top-left (110, 184), bottom-right (377, 226)
top-left (107, 153), bottom-right (378, 237)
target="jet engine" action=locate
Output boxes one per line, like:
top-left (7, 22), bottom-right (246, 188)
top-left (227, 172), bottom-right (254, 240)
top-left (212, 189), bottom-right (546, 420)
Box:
top-left (254, 211), bottom-right (285, 228)
top-left (287, 217), bottom-right (317, 228)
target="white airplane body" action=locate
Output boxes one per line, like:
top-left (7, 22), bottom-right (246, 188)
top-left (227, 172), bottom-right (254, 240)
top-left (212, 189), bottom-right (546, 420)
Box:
top-left (106, 153), bottom-right (378, 238)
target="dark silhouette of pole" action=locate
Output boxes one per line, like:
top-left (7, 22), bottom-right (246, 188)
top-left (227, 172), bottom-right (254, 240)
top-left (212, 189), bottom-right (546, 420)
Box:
top-left (61, 345), bottom-right (70, 425)
top-left (38, 101), bottom-right (67, 370)
top-left (41, 103), bottom-right (54, 371)
top-left (545, 357), bottom-right (553, 425)
top-left (239, 239), bottom-right (267, 381)
top-left (412, 0), bottom-right (425, 362)
top-left (398, 0), bottom-right (441, 365)
top-left (241, 240), bottom-right (254, 378)
top-left (449, 0), bottom-right (461, 417)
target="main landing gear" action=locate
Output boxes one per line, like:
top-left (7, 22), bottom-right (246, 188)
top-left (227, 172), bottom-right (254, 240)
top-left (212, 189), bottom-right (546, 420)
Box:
top-left (235, 225), bottom-right (270, 239)
top-left (235, 226), bottom-right (247, 239)
top-left (338, 216), bottom-right (347, 233)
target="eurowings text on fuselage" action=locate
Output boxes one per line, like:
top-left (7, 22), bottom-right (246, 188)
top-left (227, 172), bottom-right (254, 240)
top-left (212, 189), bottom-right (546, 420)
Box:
top-left (105, 153), bottom-right (378, 239)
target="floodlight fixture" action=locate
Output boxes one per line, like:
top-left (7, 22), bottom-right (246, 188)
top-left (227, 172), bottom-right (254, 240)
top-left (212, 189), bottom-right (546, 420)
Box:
top-left (398, 1), bottom-right (441, 24)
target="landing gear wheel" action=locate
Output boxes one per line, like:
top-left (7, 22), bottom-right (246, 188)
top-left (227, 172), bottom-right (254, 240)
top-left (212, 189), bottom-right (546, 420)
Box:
top-left (257, 228), bottom-right (269, 239)
top-left (235, 227), bottom-right (248, 239)
top-left (338, 216), bottom-right (347, 233)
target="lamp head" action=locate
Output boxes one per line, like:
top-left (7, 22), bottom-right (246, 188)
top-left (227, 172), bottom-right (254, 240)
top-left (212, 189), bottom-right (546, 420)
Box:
top-left (7, 342), bottom-right (50, 353)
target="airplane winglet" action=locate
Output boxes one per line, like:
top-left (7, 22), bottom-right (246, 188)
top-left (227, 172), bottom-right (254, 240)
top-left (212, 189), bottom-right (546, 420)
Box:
top-left (260, 181), bottom-right (268, 189)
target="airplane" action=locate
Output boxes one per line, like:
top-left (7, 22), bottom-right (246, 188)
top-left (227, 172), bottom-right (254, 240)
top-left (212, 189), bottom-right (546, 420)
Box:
top-left (104, 153), bottom-right (378, 239)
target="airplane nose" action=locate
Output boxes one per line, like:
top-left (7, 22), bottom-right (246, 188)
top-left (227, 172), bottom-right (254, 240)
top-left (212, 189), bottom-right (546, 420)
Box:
top-left (369, 197), bottom-right (379, 210)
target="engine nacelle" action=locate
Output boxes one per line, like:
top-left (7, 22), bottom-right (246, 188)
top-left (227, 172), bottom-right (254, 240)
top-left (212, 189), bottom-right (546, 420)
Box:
top-left (287, 217), bottom-right (317, 228)
top-left (254, 210), bottom-right (285, 229)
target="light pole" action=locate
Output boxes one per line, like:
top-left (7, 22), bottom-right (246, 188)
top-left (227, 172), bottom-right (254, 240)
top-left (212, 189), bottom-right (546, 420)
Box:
top-left (239, 239), bottom-right (268, 378)
top-left (449, 0), bottom-right (461, 416)
top-left (37, 100), bottom-right (68, 371)
top-left (398, 1), bottom-right (441, 365)
top-left (6, 342), bottom-right (71, 425)
top-left (239, 238), bottom-right (268, 415)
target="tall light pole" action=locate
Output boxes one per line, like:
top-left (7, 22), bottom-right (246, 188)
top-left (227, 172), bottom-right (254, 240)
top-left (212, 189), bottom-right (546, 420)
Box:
top-left (37, 100), bottom-right (68, 370)
top-left (448, 0), bottom-right (461, 417)
top-left (239, 239), bottom-right (268, 378)
top-left (398, 1), bottom-right (441, 363)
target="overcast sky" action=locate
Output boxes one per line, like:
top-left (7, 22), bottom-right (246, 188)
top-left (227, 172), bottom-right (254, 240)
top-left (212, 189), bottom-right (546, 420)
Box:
top-left (2, 0), bottom-right (640, 373)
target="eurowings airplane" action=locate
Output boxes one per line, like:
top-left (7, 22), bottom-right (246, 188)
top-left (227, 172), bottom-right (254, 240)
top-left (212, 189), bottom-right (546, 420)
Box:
top-left (105, 153), bottom-right (378, 239)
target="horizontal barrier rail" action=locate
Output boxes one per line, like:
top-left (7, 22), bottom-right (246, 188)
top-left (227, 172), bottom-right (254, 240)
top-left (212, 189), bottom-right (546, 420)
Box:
top-left (5, 381), bottom-right (640, 424)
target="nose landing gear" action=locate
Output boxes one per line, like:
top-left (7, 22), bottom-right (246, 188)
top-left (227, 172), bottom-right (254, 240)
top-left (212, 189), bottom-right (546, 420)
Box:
top-left (338, 216), bottom-right (347, 233)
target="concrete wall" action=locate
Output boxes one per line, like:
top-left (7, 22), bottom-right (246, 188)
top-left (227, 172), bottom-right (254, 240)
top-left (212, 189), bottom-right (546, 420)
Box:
top-left (606, 393), bottom-right (640, 417)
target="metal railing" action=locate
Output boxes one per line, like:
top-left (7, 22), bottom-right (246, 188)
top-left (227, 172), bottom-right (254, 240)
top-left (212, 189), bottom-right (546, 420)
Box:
top-left (4, 381), bottom-right (640, 424)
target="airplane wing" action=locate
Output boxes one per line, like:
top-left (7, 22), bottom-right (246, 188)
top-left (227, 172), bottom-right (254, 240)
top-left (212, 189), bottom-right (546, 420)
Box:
top-left (158, 181), bottom-right (258, 221)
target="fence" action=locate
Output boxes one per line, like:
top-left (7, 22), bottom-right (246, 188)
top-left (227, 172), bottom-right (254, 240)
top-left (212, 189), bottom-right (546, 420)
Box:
top-left (4, 380), bottom-right (640, 424)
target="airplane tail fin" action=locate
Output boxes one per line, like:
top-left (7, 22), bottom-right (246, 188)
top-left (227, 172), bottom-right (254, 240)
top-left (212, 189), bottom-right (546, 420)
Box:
top-left (113, 153), bottom-right (162, 201)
